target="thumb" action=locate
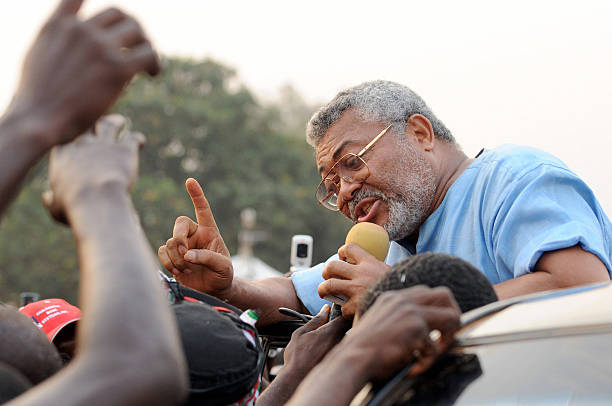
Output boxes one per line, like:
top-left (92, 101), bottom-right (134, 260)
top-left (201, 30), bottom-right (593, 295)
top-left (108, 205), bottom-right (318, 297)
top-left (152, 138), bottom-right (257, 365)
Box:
top-left (51, 0), bottom-right (84, 19)
top-left (297, 304), bottom-right (331, 334)
top-left (42, 190), bottom-right (68, 225)
top-left (184, 249), bottom-right (232, 274)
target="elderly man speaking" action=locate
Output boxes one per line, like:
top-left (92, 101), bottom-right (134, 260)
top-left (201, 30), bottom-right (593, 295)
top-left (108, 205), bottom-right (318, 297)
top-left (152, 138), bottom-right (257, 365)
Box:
top-left (158, 80), bottom-right (612, 321)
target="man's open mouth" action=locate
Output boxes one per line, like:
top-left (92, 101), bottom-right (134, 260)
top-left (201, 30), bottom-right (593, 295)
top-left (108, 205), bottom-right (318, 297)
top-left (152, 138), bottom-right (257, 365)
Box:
top-left (354, 197), bottom-right (382, 223)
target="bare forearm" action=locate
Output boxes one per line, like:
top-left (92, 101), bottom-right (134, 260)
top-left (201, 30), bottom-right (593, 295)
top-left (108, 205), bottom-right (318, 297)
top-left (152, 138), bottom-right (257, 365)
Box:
top-left (494, 246), bottom-right (610, 300)
top-left (494, 271), bottom-right (563, 300)
top-left (287, 346), bottom-right (371, 406)
top-left (226, 276), bottom-right (307, 325)
top-left (66, 186), bottom-right (186, 404)
top-left (258, 367), bottom-right (303, 406)
top-left (0, 111), bottom-right (51, 216)
top-left (69, 186), bottom-right (182, 353)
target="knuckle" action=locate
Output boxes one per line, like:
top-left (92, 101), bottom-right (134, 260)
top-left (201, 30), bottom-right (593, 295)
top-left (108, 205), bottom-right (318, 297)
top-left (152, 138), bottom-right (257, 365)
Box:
top-left (317, 280), bottom-right (330, 297)
top-left (176, 215), bottom-right (191, 224)
top-left (321, 264), bottom-right (332, 280)
top-left (378, 290), bottom-right (400, 303)
top-left (106, 7), bottom-right (127, 20)
top-left (432, 286), bottom-right (453, 298)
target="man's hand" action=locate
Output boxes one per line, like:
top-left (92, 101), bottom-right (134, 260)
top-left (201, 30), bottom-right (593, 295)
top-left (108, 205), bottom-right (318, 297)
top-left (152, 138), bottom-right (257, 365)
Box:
top-left (157, 178), bottom-right (234, 297)
top-left (285, 286), bottom-right (461, 406)
top-left (318, 243), bottom-right (391, 319)
top-left (348, 286), bottom-right (461, 380)
top-left (43, 114), bottom-right (144, 223)
top-left (257, 304), bottom-right (350, 406)
top-left (7, 0), bottom-right (160, 149)
top-left (283, 304), bottom-right (351, 379)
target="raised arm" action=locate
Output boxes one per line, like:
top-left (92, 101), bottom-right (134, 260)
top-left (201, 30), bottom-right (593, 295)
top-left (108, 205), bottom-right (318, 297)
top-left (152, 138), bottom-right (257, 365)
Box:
top-left (0, 0), bottom-right (159, 217)
top-left (8, 116), bottom-right (188, 406)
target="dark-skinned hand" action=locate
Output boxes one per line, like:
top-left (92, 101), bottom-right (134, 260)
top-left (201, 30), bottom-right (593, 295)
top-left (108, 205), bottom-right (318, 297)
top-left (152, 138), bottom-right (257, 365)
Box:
top-left (157, 178), bottom-right (234, 297)
top-left (43, 115), bottom-right (144, 224)
top-left (347, 286), bottom-right (461, 381)
top-left (8, 0), bottom-right (160, 149)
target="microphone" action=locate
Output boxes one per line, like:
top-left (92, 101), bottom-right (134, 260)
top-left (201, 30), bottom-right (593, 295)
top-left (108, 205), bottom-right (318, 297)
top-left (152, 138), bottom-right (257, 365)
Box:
top-left (329, 222), bottom-right (389, 320)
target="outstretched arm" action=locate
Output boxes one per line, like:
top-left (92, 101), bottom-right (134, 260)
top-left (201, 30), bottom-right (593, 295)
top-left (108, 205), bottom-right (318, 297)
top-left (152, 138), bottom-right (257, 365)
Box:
top-left (0, 0), bottom-right (159, 218)
top-left (158, 177), bottom-right (307, 325)
top-left (9, 116), bottom-right (188, 406)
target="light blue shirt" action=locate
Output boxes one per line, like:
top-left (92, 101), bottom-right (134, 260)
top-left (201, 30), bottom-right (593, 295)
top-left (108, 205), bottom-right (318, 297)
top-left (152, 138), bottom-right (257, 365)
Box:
top-left (292, 145), bottom-right (612, 315)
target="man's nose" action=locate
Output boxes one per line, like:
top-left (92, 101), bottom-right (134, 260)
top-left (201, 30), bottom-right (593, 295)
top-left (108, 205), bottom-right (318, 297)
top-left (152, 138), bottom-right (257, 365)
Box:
top-left (337, 177), bottom-right (362, 211)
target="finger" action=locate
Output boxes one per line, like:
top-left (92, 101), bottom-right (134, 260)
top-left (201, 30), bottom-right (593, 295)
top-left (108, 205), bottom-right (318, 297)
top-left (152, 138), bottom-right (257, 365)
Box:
top-left (86, 7), bottom-right (127, 28)
top-left (107, 18), bottom-right (147, 48)
top-left (122, 41), bottom-right (161, 77)
top-left (338, 243), bottom-right (377, 264)
top-left (317, 278), bottom-right (353, 301)
top-left (119, 131), bottom-right (146, 149)
top-left (51, 0), bottom-right (83, 19)
top-left (95, 114), bottom-right (129, 141)
top-left (295, 304), bottom-right (331, 335)
top-left (409, 337), bottom-right (439, 377)
top-left (41, 190), bottom-right (68, 225)
top-left (172, 216), bottom-right (198, 247)
top-left (185, 178), bottom-right (218, 227)
top-left (184, 249), bottom-right (232, 274)
top-left (418, 306), bottom-right (461, 349)
top-left (401, 286), bottom-right (461, 312)
top-left (166, 238), bottom-right (186, 269)
top-left (321, 260), bottom-right (354, 280)
top-left (317, 312), bottom-right (351, 337)
top-left (158, 245), bottom-right (177, 273)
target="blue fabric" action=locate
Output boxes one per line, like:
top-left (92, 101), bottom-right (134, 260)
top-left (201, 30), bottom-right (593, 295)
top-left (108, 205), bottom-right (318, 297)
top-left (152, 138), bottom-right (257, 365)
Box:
top-left (292, 145), bottom-right (612, 315)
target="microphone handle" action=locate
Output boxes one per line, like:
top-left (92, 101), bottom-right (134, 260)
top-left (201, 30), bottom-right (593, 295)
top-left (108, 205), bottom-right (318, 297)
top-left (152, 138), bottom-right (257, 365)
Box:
top-left (330, 302), bottom-right (343, 320)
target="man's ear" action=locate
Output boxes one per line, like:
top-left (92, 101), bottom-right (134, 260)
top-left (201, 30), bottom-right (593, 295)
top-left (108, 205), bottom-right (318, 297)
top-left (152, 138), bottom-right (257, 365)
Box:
top-left (406, 114), bottom-right (435, 151)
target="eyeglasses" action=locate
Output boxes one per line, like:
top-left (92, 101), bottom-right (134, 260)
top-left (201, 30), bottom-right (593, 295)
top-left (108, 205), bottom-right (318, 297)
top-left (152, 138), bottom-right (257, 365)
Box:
top-left (315, 124), bottom-right (393, 211)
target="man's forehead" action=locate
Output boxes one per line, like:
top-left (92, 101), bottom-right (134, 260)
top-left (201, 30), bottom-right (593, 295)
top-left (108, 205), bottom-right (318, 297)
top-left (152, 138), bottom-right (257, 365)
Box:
top-left (315, 111), bottom-right (385, 172)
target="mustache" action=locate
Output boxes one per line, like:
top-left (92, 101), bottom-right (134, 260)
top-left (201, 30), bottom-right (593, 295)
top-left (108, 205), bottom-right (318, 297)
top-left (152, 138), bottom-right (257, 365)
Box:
top-left (347, 188), bottom-right (389, 222)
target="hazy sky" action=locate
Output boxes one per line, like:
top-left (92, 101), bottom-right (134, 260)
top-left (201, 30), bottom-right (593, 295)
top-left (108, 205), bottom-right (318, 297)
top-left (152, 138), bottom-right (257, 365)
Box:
top-left (2, 1), bottom-right (612, 212)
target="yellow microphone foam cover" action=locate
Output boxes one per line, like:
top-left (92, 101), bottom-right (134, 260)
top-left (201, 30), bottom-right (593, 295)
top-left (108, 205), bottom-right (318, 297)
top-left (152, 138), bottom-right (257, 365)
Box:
top-left (345, 222), bottom-right (390, 262)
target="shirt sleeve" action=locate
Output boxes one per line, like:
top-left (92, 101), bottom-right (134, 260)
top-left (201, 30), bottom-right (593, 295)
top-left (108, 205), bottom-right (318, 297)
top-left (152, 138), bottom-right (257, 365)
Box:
top-left (489, 163), bottom-right (612, 279)
top-left (291, 255), bottom-right (339, 315)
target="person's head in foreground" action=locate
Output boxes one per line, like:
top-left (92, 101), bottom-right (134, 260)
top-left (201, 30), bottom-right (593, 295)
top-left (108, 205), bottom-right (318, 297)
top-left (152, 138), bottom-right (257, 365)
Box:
top-left (0, 306), bottom-right (62, 386)
top-left (359, 253), bottom-right (498, 318)
top-left (172, 298), bottom-right (263, 406)
top-left (309, 80), bottom-right (459, 241)
top-left (19, 298), bottom-right (80, 364)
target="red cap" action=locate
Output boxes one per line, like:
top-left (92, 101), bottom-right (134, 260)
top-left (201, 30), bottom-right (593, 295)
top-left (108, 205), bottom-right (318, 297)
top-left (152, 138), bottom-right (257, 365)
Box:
top-left (19, 299), bottom-right (81, 342)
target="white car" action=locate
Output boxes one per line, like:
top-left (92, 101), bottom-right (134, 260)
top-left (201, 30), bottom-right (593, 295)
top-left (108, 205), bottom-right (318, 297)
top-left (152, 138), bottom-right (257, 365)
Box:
top-left (359, 282), bottom-right (612, 406)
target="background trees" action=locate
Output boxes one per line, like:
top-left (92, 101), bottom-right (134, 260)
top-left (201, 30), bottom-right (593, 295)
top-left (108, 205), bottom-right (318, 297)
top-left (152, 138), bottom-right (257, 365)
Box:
top-left (0, 57), bottom-right (350, 304)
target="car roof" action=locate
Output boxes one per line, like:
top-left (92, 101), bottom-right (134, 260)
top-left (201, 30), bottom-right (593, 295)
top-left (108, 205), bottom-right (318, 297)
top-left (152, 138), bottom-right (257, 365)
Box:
top-left (455, 281), bottom-right (612, 346)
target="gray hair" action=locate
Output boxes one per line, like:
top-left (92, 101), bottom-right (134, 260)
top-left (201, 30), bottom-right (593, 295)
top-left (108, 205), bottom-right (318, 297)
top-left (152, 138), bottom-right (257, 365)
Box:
top-left (306, 80), bottom-right (455, 147)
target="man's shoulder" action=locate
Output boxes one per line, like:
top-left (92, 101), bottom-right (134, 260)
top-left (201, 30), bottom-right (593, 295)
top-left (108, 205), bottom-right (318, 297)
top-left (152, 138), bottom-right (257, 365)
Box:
top-left (479, 144), bottom-right (567, 171)
top-left (470, 144), bottom-right (571, 183)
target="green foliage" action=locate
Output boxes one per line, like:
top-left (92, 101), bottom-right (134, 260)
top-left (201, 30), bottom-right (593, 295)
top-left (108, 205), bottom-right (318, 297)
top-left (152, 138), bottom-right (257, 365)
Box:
top-left (0, 57), bottom-right (350, 304)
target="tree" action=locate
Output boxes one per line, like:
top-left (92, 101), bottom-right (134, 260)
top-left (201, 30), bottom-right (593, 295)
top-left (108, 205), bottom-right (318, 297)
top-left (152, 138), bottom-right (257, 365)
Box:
top-left (0, 57), bottom-right (350, 304)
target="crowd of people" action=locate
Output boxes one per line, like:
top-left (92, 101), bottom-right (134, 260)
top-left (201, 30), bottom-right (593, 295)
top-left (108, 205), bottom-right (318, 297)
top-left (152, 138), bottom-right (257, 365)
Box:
top-left (1, 0), bottom-right (611, 405)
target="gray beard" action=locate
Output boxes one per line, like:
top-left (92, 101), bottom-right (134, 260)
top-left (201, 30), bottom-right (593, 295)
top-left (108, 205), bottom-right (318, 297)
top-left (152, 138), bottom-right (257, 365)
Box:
top-left (347, 146), bottom-right (436, 241)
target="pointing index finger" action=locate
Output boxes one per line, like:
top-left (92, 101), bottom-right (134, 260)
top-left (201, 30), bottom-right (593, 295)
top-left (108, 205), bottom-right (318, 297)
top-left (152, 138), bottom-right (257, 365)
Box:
top-left (185, 178), bottom-right (217, 227)
top-left (51, 0), bottom-right (84, 19)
